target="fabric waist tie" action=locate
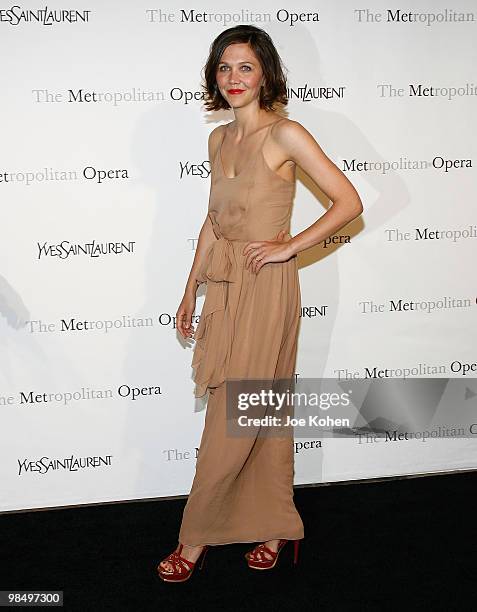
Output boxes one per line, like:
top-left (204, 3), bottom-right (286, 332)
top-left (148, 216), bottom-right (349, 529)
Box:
top-left (192, 236), bottom-right (240, 398)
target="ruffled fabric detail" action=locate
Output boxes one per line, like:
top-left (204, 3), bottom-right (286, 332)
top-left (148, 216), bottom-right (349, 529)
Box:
top-left (192, 237), bottom-right (240, 398)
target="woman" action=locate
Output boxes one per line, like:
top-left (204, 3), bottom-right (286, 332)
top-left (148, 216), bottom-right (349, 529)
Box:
top-left (157, 25), bottom-right (363, 582)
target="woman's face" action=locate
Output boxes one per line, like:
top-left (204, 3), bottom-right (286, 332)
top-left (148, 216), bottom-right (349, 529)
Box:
top-left (216, 42), bottom-right (264, 109)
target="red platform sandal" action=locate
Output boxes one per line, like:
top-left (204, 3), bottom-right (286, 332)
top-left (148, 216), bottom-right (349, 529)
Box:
top-left (157, 543), bottom-right (209, 582)
top-left (245, 539), bottom-right (301, 570)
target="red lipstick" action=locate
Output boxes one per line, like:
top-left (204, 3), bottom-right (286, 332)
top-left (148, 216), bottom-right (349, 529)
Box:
top-left (228, 89), bottom-right (245, 95)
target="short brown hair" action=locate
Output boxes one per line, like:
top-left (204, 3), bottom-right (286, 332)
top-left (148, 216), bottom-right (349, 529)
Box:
top-left (202, 25), bottom-right (288, 112)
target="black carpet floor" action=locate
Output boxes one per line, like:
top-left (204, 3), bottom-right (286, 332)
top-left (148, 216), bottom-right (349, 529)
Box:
top-left (1, 470), bottom-right (475, 611)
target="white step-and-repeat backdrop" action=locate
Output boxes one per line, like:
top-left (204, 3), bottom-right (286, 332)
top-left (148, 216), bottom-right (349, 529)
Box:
top-left (1, 1), bottom-right (476, 512)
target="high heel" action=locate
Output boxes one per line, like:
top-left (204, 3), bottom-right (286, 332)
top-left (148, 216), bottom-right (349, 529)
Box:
top-left (245, 539), bottom-right (301, 570)
top-left (157, 543), bottom-right (209, 582)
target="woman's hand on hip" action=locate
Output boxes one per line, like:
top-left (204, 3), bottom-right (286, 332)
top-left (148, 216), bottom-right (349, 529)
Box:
top-left (243, 230), bottom-right (294, 274)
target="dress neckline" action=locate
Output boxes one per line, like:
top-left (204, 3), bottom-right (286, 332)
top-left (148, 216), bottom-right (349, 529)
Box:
top-left (218, 134), bottom-right (251, 180)
top-left (218, 119), bottom-right (285, 181)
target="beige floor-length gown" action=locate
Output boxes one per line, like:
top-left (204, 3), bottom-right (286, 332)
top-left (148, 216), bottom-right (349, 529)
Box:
top-left (179, 117), bottom-right (305, 545)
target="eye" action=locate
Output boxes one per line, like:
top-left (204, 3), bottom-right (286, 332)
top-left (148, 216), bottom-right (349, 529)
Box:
top-left (217, 64), bottom-right (252, 72)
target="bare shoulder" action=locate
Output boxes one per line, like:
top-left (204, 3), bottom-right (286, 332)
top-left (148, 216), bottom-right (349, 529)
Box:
top-left (270, 118), bottom-right (362, 207)
top-left (207, 124), bottom-right (226, 161)
top-left (208, 123), bottom-right (226, 146)
top-left (271, 117), bottom-right (316, 151)
top-left (208, 121), bottom-right (237, 155)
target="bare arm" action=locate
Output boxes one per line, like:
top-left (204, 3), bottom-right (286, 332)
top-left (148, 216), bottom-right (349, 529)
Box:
top-left (182, 126), bottom-right (223, 297)
top-left (183, 213), bottom-right (216, 297)
top-left (274, 120), bottom-right (363, 256)
top-left (177, 129), bottom-right (223, 338)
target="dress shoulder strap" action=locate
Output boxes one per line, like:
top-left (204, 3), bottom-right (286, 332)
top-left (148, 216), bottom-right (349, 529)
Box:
top-left (269, 116), bottom-right (287, 131)
top-left (261, 117), bottom-right (287, 148)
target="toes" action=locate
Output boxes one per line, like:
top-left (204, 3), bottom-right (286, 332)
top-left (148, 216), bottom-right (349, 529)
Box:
top-left (248, 544), bottom-right (275, 563)
top-left (159, 560), bottom-right (172, 573)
